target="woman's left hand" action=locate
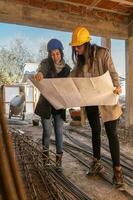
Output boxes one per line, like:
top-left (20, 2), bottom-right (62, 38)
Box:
top-left (113, 86), bottom-right (122, 95)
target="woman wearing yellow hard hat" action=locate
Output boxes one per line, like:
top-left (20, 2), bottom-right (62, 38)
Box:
top-left (70, 26), bottom-right (124, 187)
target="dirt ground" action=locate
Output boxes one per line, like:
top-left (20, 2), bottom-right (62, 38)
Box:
top-left (9, 117), bottom-right (133, 200)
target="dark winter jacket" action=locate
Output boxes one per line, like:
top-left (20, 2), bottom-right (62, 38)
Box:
top-left (34, 58), bottom-right (71, 120)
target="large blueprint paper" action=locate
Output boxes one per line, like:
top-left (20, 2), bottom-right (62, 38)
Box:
top-left (29, 71), bottom-right (119, 109)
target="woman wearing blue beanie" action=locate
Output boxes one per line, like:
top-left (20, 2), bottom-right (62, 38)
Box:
top-left (34, 39), bottom-right (71, 171)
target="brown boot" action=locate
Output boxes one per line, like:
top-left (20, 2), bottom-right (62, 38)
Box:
top-left (56, 153), bottom-right (63, 172)
top-left (42, 150), bottom-right (49, 166)
top-left (86, 158), bottom-right (104, 176)
top-left (113, 166), bottom-right (124, 187)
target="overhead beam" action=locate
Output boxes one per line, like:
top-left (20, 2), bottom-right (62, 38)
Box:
top-left (0, 1), bottom-right (128, 39)
top-left (89, 0), bottom-right (102, 9)
top-left (110, 0), bottom-right (133, 6)
top-left (48, 0), bottom-right (130, 16)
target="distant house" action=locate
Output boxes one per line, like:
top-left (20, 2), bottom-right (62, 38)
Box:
top-left (23, 62), bottom-right (39, 83)
top-left (24, 62), bottom-right (39, 74)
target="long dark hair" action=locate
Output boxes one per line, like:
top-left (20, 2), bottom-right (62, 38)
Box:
top-left (72, 42), bottom-right (94, 76)
top-left (47, 49), bottom-right (64, 76)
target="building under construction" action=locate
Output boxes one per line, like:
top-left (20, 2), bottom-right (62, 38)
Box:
top-left (0, 1), bottom-right (133, 200)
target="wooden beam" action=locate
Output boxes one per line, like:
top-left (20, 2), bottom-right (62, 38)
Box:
top-left (101, 38), bottom-right (111, 49)
top-left (128, 20), bottom-right (133, 37)
top-left (125, 36), bottom-right (133, 127)
top-left (89, 0), bottom-right (102, 9)
top-left (0, 1), bottom-right (128, 39)
top-left (49, 0), bottom-right (130, 16)
top-left (110, 0), bottom-right (133, 6)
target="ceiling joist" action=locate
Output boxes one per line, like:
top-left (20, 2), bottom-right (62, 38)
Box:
top-left (110, 0), bottom-right (133, 6)
top-left (0, 0), bottom-right (132, 38)
top-left (88, 0), bottom-right (102, 9)
top-left (48, 0), bottom-right (130, 16)
top-left (0, 0), bottom-right (128, 39)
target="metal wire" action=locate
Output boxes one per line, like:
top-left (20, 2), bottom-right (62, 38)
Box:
top-left (11, 129), bottom-right (92, 200)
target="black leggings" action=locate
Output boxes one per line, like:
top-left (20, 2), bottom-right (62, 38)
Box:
top-left (85, 106), bottom-right (120, 167)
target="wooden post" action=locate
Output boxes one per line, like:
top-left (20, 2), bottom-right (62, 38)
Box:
top-left (125, 35), bottom-right (133, 127)
top-left (80, 107), bottom-right (87, 126)
top-left (101, 37), bottom-right (111, 49)
top-left (0, 93), bottom-right (27, 200)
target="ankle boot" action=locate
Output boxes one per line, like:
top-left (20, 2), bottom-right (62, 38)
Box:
top-left (56, 153), bottom-right (63, 172)
top-left (113, 166), bottom-right (124, 187)
top-left (86, 158), bottom-right (104, 176)
top-left (42, 150), bottom-right (49, 166)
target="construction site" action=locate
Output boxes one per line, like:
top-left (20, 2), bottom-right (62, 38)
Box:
top-left (0, 0), bottom-right (133, 200)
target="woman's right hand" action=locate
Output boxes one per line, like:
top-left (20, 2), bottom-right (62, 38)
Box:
top-left (113, 86), bottom-right (122, 95)
top-left (34, 72), bottom-right (43, 81)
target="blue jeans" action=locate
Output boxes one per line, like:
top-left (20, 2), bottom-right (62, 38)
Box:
top-left (41, 114), bottom-right (64, 154)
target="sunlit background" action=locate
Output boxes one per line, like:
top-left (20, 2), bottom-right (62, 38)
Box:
top-left (0, 23), bottom-right (126, 95)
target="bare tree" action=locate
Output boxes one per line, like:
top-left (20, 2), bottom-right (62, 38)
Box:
top-left (36, 41), bottom-right (47, 62)
top-left (0, 38), bottom-right (34, 84)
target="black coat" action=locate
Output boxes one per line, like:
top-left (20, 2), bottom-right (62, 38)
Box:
top-left (34, 58), bottom-right (71, 120)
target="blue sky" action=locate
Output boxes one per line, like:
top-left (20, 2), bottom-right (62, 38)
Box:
top-left (0, 22), bottom-right (125, 79)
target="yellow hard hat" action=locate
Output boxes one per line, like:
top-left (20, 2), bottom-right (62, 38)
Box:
top-left (70, 26), bottom-right (91, 46)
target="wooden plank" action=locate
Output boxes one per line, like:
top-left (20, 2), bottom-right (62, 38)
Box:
top-left (49, 0), bottom-right (130, 16)
top-left (89, 0), bottom-right (103, 8)
top-left (110, 0), bottom-right (133, 6)
top-left (129, 20), bottom-right (133, 37)
top-left (125, 36), bottom-right (133, 127)
top-left (101, 38), bottom-right (111, 49)
top-left (0, 1), bottom-right (128, 39)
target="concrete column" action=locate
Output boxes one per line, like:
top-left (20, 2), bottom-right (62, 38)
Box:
top-left (101, 37), bottom-right (111, 49)
top-left (125, 35), bottom-right (133, 127)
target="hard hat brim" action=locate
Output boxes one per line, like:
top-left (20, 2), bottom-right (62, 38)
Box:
top-left (69, 37), bottom-right (91, 46)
